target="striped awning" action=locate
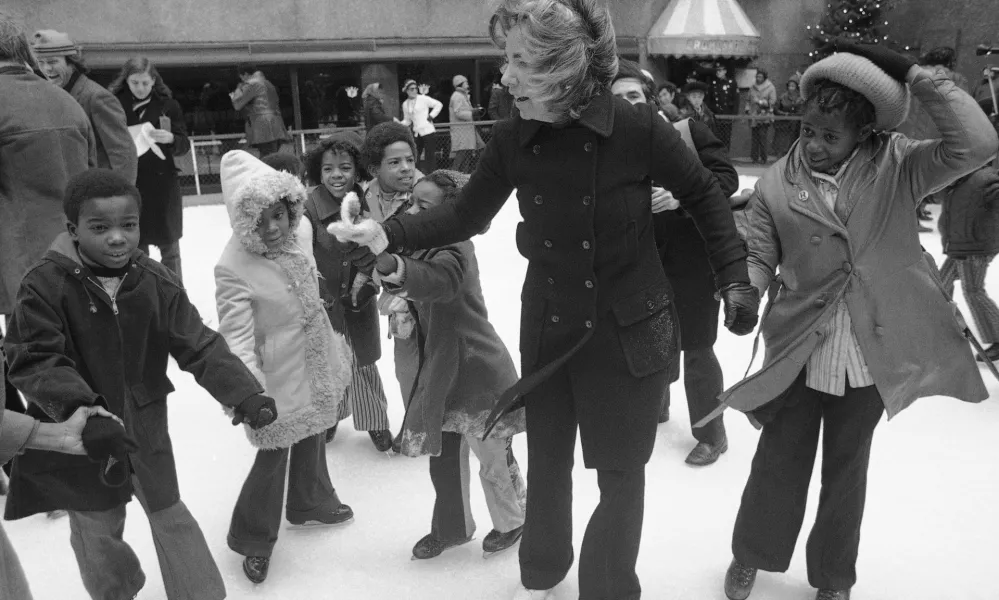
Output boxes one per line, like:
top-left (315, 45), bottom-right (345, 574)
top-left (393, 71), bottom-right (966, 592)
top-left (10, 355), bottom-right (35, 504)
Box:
top-left (647, 0), bottom-right (761, 58)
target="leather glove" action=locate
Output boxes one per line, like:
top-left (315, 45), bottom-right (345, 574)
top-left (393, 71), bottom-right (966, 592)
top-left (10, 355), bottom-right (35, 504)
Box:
top-left (824, 38), bottom-right (916, 83)
top-left (341, 242), bottom-right (377, 273)
top-left (81, 416), bottom-right (138, 462)
top-left (232, 394), bottom-right (278, 429)
top-left (718, 282), bottom-right (761, 336)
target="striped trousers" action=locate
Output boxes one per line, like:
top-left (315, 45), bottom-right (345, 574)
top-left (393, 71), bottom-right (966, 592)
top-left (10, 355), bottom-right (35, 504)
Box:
top-left (940, 254), bottom-right (999, 344)
top-left (337, 338), bottom-right (391, 431)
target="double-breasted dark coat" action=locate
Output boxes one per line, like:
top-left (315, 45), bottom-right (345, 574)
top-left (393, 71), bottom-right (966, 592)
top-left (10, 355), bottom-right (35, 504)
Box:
top-left (303, 183), bottom-right (382, 366)
top-left (3, 234), bottom-right (263, 519)
top-left (116, 90), bottom-right (191, 246)
top-left (383, 93), bottom-right (748, 468)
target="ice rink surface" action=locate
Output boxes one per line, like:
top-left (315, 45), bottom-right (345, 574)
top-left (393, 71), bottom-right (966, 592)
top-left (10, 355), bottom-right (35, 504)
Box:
top-left (6, 177), bottom-right (999, 599)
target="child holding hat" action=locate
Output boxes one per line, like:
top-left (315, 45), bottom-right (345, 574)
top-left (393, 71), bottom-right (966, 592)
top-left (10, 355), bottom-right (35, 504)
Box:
top-left (711, 40), bottom-right (998, 600)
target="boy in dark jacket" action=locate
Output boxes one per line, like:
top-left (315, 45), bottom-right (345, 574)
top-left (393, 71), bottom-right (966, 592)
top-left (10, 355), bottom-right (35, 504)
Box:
top-left (3, 169), bottom-right (277, 600)
top-left (938, 164), bottom-right (999, 361)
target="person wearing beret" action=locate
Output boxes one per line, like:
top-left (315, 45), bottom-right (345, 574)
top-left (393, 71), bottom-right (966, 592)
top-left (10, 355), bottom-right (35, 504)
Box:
top-left (329, 1), bottom-right (759, 598)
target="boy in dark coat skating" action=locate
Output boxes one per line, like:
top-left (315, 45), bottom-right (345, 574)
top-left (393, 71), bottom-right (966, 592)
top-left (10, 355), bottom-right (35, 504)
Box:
top-left (3, 169), bottom-right (277, 600)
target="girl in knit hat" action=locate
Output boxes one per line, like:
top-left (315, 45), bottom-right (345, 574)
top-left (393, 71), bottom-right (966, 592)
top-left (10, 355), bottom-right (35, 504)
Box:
top-left (369, 169), bottom-right (527, 561)
top-left (709, 40), bottom-right (998, 600)
top-left (214, 150), bottom-right (354, 585)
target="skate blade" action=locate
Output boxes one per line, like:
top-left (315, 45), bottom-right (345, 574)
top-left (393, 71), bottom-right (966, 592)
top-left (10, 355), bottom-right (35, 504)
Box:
top-left (46, 510), bottom-right (68, 520)
top-left (286, 516), bottom-right (354, 530)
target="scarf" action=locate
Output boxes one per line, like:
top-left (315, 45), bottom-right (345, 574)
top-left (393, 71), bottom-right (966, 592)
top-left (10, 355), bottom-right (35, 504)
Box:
top-left (130, 92), bottom-right (153, 121)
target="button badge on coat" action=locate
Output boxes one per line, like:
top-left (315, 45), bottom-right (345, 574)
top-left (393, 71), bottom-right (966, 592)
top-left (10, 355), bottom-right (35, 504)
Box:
top-left (798, 190), bottom-right (809, 202)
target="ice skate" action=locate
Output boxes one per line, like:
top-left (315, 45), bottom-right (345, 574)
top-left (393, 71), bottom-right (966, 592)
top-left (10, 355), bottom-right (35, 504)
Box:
top-left (411, 533), bottom-right (473, 560)
top-left (482, 525), bottom-right (524, 558)
top-left (369, 429), bottom-right (393, 453)
top-left (816, 590), bottom-right (850, 600)
top-left (512, 585), bottom-right (553, 600)
top-left (242, 556), bottom-right (269, 584)
top-left (286, 503), bottom-right (354, 529)
top-left (724, 559), bottom-right (757, 600)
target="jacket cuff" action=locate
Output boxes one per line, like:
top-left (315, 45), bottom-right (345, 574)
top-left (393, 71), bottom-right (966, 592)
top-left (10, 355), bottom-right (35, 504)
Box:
top-left (713, 257), bottom-right (751, 290)
top-left (0, 410), bottom-right (39, 465)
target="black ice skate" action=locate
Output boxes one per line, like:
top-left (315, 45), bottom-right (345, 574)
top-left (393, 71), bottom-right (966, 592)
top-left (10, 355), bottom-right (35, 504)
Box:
top-left (724, 559), bottom-right (757, 600)
top-left (369, 429), bottom-right (393, 453)
top-left (816, 590), bottom-right (850, 600)
top-left (242, 556), bottom-right (269, 584)
top-left (482, 525), bottom-right (524, 558)
top-left (324, 423), bottom-right (338, 444)
top-left (411, 533), bottom-right (473, 560)
top-left (287, 503), bottom-right (354, 529)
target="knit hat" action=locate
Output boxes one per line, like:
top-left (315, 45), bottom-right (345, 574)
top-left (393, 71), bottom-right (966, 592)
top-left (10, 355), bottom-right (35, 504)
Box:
top-left (327, 129), bottom-right (364, 151)
top-left (401, 79), bottom-right (417, 92)
top-left (800, 52), bottom-right (910, 130)
top-left (452, 74), bottom-right (468, 88)
top-left (220, 150), bottom-right (307, 256)
top-left (31, 30), bottom-right (79, 57)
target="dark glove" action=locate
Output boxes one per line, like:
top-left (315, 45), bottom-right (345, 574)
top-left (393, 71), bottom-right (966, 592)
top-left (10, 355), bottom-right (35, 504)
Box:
top-left (232, 394), bottom-right (278, 429)
top-left (81, 416), bottom-right (138, 462)
top-left (339, 242), bottom-right (378, 273)
top-left (824, 38), bottom-right (916, 82)
top-left (718, 282), bottom-right (761, 336)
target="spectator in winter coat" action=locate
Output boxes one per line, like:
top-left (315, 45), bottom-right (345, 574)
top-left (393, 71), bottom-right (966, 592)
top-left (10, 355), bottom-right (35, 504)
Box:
top-left (108, 57), bottom-right (190, 282)
top-left (0, 338), bottom-right (122, 600)
top-left (937, 164), bottom-right (999, 362)
top-left (362, 82), bottom-right (393, 131)
top-left (329, 1), bottom-right (758, 598)
top-left (680, 81), bottom-right (718, 136)
top-left (746, 70), bottom-right (777, 164)
top-left (300, 133), bottom-right (397, 452)
top-left (214, 151), bottom-right (354, 584)
top-left (713, 41), bottom-right (997, 600)
top-left (709, 63), bottom-right (740, 148)
top-left (372, 170), bottom-right (528, 560)
top-left (32, 30), bottom-right (137, 184)
top-left (4, 169), bottom-right (276, 600)
top-left (230, 64), bottom-right (290, 156)
top-left (773, 75), bottom-right (805, 156)
top-left (612, 58), bottom-right (740, 466)
top-left (449, 74), bottom-right (484, 173)
top-left (488, 73), bottom-right (517, 120)
top-left (657, 81), bottom-right (682, 121)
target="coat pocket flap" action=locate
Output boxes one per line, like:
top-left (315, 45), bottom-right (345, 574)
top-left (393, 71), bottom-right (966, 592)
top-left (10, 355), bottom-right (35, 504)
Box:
top-left (612, 282), bottom-right (673, 327)
top-left (131, 380), bottom-right (175, 407)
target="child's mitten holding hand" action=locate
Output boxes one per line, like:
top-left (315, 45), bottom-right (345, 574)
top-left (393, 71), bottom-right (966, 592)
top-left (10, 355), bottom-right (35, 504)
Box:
top-left (378, 293), bottom-right (415, 339)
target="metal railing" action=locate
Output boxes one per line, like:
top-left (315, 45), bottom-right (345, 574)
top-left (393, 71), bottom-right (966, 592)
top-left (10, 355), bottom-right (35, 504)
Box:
top-left (179, 116), bottom-right (802, 196)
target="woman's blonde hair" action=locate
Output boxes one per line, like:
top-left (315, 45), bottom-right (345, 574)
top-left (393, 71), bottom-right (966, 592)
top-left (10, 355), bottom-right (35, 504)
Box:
top-left (490, 0), bottom-right (618, 121)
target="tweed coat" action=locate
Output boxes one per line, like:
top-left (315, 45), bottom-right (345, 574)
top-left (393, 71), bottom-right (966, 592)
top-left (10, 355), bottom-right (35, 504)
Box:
top-left (215, 151), bottom-right (351, 449)
top-left (3, 234), bottom-right (263, 518)
top-left (0, 65), bottom-right (95, 315)
top-left (383, 92), bottom-right (749, 467)
top-left (68, 72), bottom-right (137, 184)
top-left (449, 89), bottom-right (482, 153)
top-left (705, 67), bottom-right (997, 427)
top-left (116, 90), bottom-right (191, 245)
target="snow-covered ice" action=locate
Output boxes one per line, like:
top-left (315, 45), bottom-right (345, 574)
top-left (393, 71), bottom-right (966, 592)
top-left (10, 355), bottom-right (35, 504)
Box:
top-left (5, 176), bottom-right (999, 600)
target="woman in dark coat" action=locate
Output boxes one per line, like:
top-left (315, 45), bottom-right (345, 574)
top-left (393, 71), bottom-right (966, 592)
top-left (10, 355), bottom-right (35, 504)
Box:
top-left (329, 2), bottom-right (760, 599)
top-left (109, 57), bottom-right (190, 282)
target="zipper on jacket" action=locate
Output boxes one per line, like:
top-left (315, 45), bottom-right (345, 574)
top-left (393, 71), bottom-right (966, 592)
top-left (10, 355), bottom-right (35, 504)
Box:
top-left (86, 270), bottom-right (129, 316)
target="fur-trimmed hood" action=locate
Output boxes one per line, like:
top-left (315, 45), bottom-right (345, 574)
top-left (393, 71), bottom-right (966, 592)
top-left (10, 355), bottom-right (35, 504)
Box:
top-left (221, 150), bottom-right (307, 256)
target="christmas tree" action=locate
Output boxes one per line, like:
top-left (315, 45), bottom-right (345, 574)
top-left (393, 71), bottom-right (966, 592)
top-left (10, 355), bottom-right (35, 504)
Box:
top-left (806, 0), bottom-right (898, 61)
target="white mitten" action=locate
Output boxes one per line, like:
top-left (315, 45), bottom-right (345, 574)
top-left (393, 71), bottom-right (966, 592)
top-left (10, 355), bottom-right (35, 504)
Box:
top-left (327, 191), bottom-right (390, 254)
top-left (378, 293), bottom-right (410, 316)
top-left (389, 311), bottom-right (416, 339)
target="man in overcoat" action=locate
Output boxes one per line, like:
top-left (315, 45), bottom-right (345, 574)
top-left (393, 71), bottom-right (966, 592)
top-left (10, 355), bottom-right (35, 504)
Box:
top-left (32, 30), bottom-right (137, 184)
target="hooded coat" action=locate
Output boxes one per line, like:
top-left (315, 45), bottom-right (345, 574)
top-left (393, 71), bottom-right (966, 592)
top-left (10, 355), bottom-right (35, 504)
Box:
top-left (215, 151), bottom-right (351, 449)
top-left (3, 235), bottom-right (263, 518)
top-left (704, 66), bottom-right (997, 427)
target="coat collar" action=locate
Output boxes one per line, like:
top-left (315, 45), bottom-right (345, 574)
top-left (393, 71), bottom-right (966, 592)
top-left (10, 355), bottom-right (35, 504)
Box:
top-left (517, 91), bottom-right (615, 147)
top-left (311, 183), bottom-right (366, 221)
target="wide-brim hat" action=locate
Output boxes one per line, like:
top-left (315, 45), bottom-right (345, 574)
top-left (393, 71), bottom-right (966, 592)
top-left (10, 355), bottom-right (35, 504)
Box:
top-left (800, 52), bottom-right (910, 130)
top-left (31, 29), bottom-right (79, 57)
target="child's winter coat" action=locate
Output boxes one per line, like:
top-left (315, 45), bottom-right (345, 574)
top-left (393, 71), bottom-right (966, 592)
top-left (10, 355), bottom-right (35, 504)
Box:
top-left (381, 241), bottom-right (526, 457)
top-left (3, 235), bottom-right (263, 519)
top-left (215, 151), bottom-right (351, 449)
top-left (938, 166), bottom-right (999, 258)
top-left (713, 67), bottom-right (997, 425)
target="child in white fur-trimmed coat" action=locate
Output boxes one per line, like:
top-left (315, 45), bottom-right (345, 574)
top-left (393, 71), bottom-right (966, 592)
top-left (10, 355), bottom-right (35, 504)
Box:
top-left (214, 150), bottom-right (354, 585)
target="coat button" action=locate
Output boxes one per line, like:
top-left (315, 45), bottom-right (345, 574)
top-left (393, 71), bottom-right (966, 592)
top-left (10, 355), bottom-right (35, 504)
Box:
top-left (842, 262), bottom-right (853, 273)
top-left (551, 315), bottom-right (560, 323)
top-left (585, 320), bottom-right (593, 329)
top-left (581, 241), bottom-right (591, 250)
top-left (533, 145), bottom-right (541, 155)
top-left (342, 261), bottom-right (348, 267)
top-left (534, 195), bottom-right (543, 205)
top-left (810, 236), bottom-right (822, 245)
top-left (815, 298), bottom-right (827, 308)
top-left (544, 240), bottom-right (553, 248)
top-left (584, 280), bottom-right (594, 289)
top-left (582, 196), bottom-right (592, 206)
top-left (875, 326), bottom-right (885, 336)
top-left (341, 283), bottom-right (347, 290)
top-left (584, 142), bottom-right (593, 152)
top-left (548, 277), bottom-right (555, 285)
top-left (646, 299), bottom-right (656, 311)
